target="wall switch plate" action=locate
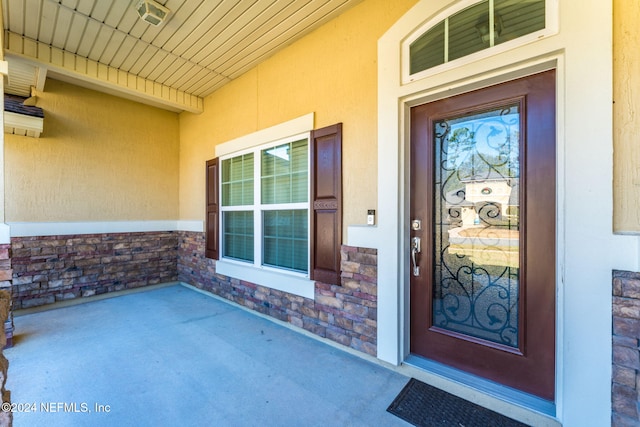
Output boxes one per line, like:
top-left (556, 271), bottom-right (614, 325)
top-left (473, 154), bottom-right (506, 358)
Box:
top-left (367, 209), bottom-right (375, 226)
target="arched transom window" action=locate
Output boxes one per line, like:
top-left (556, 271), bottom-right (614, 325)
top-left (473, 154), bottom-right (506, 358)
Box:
top-left (404, 0), bottom-right (556, 83)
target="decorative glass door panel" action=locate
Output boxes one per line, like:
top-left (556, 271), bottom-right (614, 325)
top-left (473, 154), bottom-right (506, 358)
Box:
top-left (409, 70), bottom-right (556, 400)
top-left (433, 104), bottom-right (521, 349)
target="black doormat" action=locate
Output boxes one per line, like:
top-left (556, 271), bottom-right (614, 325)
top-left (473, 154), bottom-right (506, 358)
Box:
top-left (387, 378), bottom-right (530, 427)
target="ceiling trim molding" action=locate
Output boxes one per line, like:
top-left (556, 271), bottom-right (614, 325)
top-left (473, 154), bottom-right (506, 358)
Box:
top-left (4, 31), bottom-right (204, 114)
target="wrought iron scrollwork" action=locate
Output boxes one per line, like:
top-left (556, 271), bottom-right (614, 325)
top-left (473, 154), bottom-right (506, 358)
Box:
top-left (432, 104), bottom-right (520, 348)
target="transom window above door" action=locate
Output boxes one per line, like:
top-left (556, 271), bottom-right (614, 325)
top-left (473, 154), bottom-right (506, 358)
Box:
top-left (403, 0), bottom-right (557, 83)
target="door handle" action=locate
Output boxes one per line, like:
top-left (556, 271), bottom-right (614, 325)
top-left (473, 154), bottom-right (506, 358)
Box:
top-left (411, 236), bottom-right (421, 276)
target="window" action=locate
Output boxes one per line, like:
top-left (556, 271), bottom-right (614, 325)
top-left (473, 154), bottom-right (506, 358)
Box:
top-left (206, 116), bottom-right (342, 297)
top-left (220, 135), bottom-right (310, 274)
top-left (405, 0), bottom-right (553, 82)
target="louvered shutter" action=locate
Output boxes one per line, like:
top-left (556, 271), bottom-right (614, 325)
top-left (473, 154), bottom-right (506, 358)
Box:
top-left (310, 123), bottom-right (342, 284)
top-left (205, 158), bottom-right (220, 260)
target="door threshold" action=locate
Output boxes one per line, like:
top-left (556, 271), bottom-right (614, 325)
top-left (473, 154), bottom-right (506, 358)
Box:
top-left (402, 355), bottom-right (558, 426)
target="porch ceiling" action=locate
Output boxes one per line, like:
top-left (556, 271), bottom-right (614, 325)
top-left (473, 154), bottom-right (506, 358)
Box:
top-left (2, 0), bottom-right (363, 113)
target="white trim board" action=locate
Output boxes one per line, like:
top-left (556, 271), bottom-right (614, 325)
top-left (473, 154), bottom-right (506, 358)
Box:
top-left (214, 113), bottom-right (314, 157)
top-left (8, 220), bottom-right (204, 237)
top-left (4, 111), bottom-right (44, 137)
top-left (0, 224), bottom-right (9, 245)
top-left (215, 260), bottom-right (315, 299)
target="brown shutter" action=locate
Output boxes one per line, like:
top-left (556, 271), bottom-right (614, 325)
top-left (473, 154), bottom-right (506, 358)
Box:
top-left (205, 158), bottom-right (220, 260)
top-left (310, 123), bottom-right (342, 285)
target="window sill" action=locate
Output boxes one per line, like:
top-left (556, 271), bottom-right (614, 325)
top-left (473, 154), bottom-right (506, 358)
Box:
top-left (215, 260), bottom-right (315, 299)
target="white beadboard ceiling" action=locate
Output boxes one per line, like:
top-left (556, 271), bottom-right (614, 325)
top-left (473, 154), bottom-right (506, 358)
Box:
top-left (2, 0), bottom-right (363, 113)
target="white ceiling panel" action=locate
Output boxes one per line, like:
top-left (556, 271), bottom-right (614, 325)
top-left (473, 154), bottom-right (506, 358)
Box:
top-left (2, 0), bottom-right (364, 112)
top-left (74, 0), bottom-right (95, 16)
top-left (87, 0), bottom-right (112, 23)
top-left (75, 18), bottom-right (100, 57)
top-left (87, 25), bottom-right (113, 61)
top-left (64, 13), bottom-right (88, 53)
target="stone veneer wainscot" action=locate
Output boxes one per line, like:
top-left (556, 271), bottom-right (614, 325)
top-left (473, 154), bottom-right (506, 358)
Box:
top-left (11, 232), bottom-right (178, 310)
top-left (612, 270), bottom-right (640, 427)
top-left (0, 246), bottom-right (12, 348)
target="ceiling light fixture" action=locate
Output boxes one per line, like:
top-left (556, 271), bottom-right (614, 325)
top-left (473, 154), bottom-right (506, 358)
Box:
top-left (135, 0), bottom-right (170, 26)
top-left (475, 12), bottom-right (503, 44)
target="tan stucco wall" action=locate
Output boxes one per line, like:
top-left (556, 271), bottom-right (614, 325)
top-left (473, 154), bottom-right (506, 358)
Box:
top-left (179, 0), bottom-right (418, 233)
top-left (5, 79), bottom-right (179, 222)
top-left (614, 0), bottom-right (640, 233)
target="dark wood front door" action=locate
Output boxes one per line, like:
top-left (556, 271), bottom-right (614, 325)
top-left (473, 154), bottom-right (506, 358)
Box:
top-left (409, 70), bottom-right (556, 400)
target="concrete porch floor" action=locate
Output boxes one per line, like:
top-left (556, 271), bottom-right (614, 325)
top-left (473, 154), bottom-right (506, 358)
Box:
top-left (5, 284), bottom-right (411, 426)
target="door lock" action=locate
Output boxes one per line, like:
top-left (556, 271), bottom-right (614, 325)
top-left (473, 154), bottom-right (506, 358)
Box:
top-left (411, 236), bottom-right (421, 276)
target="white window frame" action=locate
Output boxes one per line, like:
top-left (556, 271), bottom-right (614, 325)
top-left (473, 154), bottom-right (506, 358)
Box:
top-left (214, 113), bottom-right (316, 299)
top-left (402, 0), bottom-right (559, 85)
top-left (220, 133), bottom-right (311, 275)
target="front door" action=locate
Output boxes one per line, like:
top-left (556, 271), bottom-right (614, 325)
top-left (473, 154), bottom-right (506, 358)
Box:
top-left (409, 70), bottom-right (556, 400)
